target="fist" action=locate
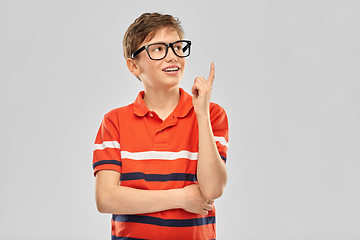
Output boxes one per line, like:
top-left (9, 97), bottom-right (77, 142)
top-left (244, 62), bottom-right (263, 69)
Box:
top-left (181, 184), bottom-right (214, 215)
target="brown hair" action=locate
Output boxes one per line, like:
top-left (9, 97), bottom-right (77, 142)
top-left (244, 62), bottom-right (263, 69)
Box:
top-left (123, 12), bottom-right (185, 60)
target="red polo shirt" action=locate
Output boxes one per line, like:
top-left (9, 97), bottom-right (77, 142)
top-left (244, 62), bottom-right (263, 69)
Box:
top-left (93, 88), bottom-right (229, 240)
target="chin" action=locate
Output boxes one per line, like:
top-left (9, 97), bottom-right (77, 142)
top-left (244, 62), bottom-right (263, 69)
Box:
top-left (160, 78), bottom-right (182, 90)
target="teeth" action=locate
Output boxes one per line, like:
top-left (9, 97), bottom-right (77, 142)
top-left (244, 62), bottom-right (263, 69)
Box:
top-left (164, 67), bottom-right (179, 72)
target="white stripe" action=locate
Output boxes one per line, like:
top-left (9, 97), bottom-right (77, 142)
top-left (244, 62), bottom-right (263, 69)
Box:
top-left (121, 150), bottom-right (198, 160)
top-left (214, 136), bottom-right (229, 148)
top-left (94, 141), bottom-right (120, 151)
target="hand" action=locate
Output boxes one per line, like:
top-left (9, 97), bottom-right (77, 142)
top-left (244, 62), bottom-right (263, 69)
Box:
top-left (181, 184), bottom-right (214, 215)
top-left (191, 62), bottom-right (215, 119)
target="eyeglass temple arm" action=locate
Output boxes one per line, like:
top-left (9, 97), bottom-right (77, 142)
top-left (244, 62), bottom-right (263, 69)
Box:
top-left (131, 46), bottom-right (145, 58)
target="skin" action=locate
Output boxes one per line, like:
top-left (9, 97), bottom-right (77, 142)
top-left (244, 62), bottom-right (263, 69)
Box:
top-left (95, 27), bottom-right (227, 215)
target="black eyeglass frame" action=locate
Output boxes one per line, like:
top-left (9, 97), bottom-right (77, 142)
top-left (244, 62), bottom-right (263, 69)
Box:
top-left (131, 40), bottom-right (192, 60)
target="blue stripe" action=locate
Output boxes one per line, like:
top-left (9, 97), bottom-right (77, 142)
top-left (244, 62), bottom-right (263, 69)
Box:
top-left (112, 236), bottom-right (147, 240)
top-left (112, 214), bottom-right (215, 227)
top-left (93, 160), bottom-right (122, 169)
top-left (121, 172), bottom-right (197, 182)
top-left (220, 155), bottom-right (227, 163)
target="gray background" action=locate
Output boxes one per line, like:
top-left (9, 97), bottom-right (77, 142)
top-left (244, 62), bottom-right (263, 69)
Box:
top-left (1, 0), bottom-right (359, 239)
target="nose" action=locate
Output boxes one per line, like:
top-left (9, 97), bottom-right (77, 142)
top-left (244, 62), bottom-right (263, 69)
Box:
top-left (165, 47), bottom-right (177, 62)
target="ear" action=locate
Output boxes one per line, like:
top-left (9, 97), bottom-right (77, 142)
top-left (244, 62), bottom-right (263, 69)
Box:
top-left (126, 58), bottom-right (140, 77)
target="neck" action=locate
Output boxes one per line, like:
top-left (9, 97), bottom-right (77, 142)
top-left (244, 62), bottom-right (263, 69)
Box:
top-left (143, 86), bottom-right (180, 120)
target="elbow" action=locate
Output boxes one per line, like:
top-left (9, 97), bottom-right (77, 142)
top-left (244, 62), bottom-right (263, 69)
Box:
top-left (96, 203), bottom-right (107, 214)
top-left (95, 195), bottom-right (107, 213)
top-left (202, 188), bottom-right (224, 201)
top-left (198, 165), bottom-right (228, 200)
top-left (97, 206), bottom-right (106, 214)
top-left (95, 190), bottom-right (111, 214)
top-left (201, 183), bottom-right (226, 201)
top-left (201, 178), bottom-right (227, 201)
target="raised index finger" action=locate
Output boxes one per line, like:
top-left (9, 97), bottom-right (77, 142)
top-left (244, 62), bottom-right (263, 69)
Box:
top-left (207, 62), bottom-right (215, 86)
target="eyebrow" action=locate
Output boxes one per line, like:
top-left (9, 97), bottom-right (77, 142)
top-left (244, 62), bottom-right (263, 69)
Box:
top-left (147, 36), bottom-right (181, 43)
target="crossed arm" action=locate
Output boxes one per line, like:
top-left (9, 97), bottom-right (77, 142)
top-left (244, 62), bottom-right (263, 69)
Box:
top-left (95, 128), bottom-right (225, 215)
top-left (95, 171), bottom-right (213, 215)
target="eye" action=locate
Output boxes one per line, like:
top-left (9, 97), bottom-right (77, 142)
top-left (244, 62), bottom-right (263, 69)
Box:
top-left (150, 44), bottom-right (165, 52)
top-left (173, 44), bottom-right (183, 51)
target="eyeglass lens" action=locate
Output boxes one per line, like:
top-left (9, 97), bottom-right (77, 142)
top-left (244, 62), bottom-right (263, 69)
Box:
top-left (147, 41), bottom-right (190, 60)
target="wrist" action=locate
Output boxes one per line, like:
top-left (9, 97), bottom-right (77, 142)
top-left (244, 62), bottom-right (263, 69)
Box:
top-left (195, 112), bottom-right (210, 123)
top-left (171, 188), bottom-right (184, 209)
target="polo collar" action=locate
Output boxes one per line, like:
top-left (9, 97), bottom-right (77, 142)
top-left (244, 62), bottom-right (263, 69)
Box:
top-left (175, 88), bottom-right (193, 118)
top-left (133, 91), bottom-right (149, 117)
top-left (133, 88), bottom-right (193, 118)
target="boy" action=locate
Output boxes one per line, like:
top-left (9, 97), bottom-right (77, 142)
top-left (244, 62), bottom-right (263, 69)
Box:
top-left (93, 12), bottom-right (229, 240)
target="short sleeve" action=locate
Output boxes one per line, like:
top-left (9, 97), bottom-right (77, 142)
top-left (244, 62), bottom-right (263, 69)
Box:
top-left (210, 103), bottom-right (229, 163)
top-left (92, 111), bottom-right (122, 176)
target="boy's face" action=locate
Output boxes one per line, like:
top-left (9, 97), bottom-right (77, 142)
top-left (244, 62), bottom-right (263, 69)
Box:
top-left (130, 27), bottom-right (186, 91)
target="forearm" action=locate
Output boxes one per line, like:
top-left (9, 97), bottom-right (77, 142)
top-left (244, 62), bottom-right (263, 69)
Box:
top-left (96, 183), bottom-right (182, 215)
top-left (196, 116), bottom-right (228, 200)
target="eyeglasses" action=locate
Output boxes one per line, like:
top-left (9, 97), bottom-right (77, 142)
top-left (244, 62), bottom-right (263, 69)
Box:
top-left (131, 40), bottom-right (191, 60)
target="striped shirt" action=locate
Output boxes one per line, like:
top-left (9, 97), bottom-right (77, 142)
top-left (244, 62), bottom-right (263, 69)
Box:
top-left (93, 88), bottom-right (229, 240)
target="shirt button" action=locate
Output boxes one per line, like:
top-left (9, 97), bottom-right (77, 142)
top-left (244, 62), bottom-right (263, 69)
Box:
top-left (149, 113), bottom-right (153, 117)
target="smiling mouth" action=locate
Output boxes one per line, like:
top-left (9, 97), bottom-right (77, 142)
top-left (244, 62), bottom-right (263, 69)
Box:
top-left (163, 67), bottom-right (179, 72)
